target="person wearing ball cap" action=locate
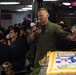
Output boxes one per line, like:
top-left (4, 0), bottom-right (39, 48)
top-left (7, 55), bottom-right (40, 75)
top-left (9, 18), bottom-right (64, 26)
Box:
top-left (30, 22), bottom-right (38, 33)
top-left (30, 22), bottom-right (36, 27)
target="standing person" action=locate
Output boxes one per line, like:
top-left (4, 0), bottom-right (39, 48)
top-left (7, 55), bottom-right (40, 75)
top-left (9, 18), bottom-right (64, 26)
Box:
top-left (27, 8), bottom-right (76, 67)
top-left (9, 27), bottom-right (26, 71)
top-left (22, 16), bottom-right (31, 31)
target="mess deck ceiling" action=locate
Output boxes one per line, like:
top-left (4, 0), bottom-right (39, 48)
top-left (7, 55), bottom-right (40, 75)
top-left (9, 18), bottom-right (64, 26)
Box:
top-left (0, 0), bottom-right (33, 11)
top-left (0, 0), bottom-right (75, 11)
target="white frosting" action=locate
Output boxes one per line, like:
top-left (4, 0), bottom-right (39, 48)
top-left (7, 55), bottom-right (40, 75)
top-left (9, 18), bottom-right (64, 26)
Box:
top-left (51, 69), bottom-right (76, 72)
top-left (53, 52), bottom-right (76, 69)
top-left (47, 52), bottom-right (76, 74)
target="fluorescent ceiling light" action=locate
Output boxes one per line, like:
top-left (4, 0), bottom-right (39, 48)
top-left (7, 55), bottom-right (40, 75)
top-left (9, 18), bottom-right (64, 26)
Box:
top-left (0, 2), bottom-right (20, 5)
top-left (43, 0), bottom-right (58, 1)
top-left (16, 9), bottom-right (28, 12)
top-left (27, 5), bottom-right (32, 8)
top-left (16, 8), bottom-right (32, 12)
top-left (22, 7), bottom-right (32, 10)
top-left (63, 2), bottom-right (71, 6)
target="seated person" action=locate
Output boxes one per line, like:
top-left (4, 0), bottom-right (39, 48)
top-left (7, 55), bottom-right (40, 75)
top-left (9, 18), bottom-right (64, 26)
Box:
top-left (19, 26), bottom-right (29, 52)
top-left (0, 34), bottom-right (12, 75)
top-left (0, 34), bottom-right (11, 65)
top-left (9, 27), bottom-right (26, 71)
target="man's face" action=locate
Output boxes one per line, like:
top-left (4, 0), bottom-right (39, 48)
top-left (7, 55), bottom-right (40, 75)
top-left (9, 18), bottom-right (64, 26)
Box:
top-left (25, 16), bottom-right (28, 20)
top-left (9, 30), bottom-right (17, 39)
top-left (20, 30), bottom-right (24, 36)
top-left (38, 10), bottom-right (48, 24)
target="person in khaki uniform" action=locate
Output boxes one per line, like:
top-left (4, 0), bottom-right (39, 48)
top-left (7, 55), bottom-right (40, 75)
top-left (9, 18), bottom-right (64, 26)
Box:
top-left (27, 8), bottom-right (76, 67)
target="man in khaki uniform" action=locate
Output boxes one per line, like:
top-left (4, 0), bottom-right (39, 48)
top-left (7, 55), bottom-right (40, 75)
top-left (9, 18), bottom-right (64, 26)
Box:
top-left (27, 8), bottom-right (76, 67)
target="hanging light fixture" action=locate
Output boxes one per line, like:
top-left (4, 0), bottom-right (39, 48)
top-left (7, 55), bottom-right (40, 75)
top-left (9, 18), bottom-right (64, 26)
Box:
top-left (16, 7), bottom-right (32, 12)
top-left (22, 7), bottom-right (32, 10)
top-left (0, 2), bottom-right (20, 5)
top-left (43, 0), bottom-right (58, 1)
top-left (62, 2), bottom-right (71, 6)
top-left (27, 5), bottom-right (32, 8)
top-left (16, 4), bottom-right (32, 12)
top-left (16, 9), bottom-right (28, 12)
top-left (22, 5), bottom-right (32, 10)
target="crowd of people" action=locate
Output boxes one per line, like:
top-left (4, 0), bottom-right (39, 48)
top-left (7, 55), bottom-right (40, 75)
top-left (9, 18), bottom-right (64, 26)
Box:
top-left (0, 15), bottom-right (32, 75)
top-left (0, 8), bottom-right (76, 75)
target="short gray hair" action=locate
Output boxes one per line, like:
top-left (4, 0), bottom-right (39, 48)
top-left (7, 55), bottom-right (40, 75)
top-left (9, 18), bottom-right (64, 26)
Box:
top-left (38, 8), bottom-right (49, 17)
